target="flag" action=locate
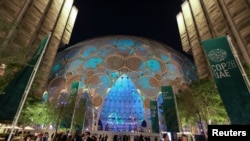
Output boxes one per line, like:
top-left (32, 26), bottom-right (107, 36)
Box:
top-left (161, 86), bottom-right (180, 132)
top-left (201, 36), bottom-right (250, 124)
top-left (60, 81), bottom-right (79, 128)
top-left (150, 100), bottom-right (160, 133)
top-left (69, 81), bottom-right (79, 96)
top-left (0, 34), bottom-right (50, 123)
top-left (74, 98), bottom-right (87, 130)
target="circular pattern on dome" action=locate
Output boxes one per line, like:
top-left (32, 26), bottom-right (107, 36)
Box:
top-left (67, 75), bottom-right (81, 86)
top-left (84, 57), bottom-right (103, 69)
top-left (65, 48), bottom-right (80, 61)
top-left (117, 38), bottom-right (135, 56)
top-left (167, 63), bottom-right (183, 77)
top-left (92, 96), bottom-right (103, 107)
top-left (97, 66), bottom-right (106, 73)
top-left (105, 55), bottom-right (125, 70)
top-left (66, 59), bottom-right (83, 72)
top-left (147, 59), bottom-right (166, 73)
top-left (126, 56), bottom-right (144, 71)
top-left (154, 73), bottom-right (162, 80)
top-left (48, 36), bottom-right (198, 132)
top-left (88, 75), bottom-right (100, 85)
top-left (143, 98), bottom-right (150, 109)
top-left (57, 69), bottom-right (66, 76)
top-left (86, 70), bottom-right (94, 77)
top-left (161, 77), bottom-right (174, 86)
top-left (170, 53), bottom-right (183, 64)
top-left (128, 71), bottom-right (139, 81)
top-left (98, 45), bottom-right (114, 57)
top-left (48, 77), bottom-right (66, 91)
top-left (138, 76), bottom-right (160, 97)
top-left (149, 77), bottom-right (160, 87)
top-left (47, 76), bottom-right (66, 99)
top-left (51, 62), bottom-right (64, 75)
top-left (81, 46), bottom-right (97, 58)
top-left (157, 49), bottom-right (170, 63)
top-left (88, 74), bottom-right (111, 97)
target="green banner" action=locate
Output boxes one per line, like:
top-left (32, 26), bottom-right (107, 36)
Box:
top-left (0, 35), bottom-right (50, 123)
top-left (74, 98), bottom-right (87, 130)
top-left (150, 100), bottom-right (160, 133)
top-left (201, 36), bottom-right (250, 124)
top-left (70, 81), bottom-right (79, 96)
top-left (60, 81), bottom-right (79, 128)
top-left (161, 86), bottom-right (180, 132)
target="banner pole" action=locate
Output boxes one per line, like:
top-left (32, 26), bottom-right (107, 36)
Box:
top-left (7, 33), bottom-right (51, 141)
top-left (226, 35), bottom-right (250, 93)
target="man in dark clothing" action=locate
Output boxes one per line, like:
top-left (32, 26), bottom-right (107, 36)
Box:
top-left (82, 131), bottom-right (93, 141)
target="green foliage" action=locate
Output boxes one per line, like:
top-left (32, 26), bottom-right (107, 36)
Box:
top-left (73, 98), bottom-right (87, 130)
top-left (177, 78), bottom-right (229, 127)
top-left (242, 63), bottom-right (250, 80)
top-left (0, 62), bottom-right (25, 94)
top-left (19, 97), bottom-right (55, 126)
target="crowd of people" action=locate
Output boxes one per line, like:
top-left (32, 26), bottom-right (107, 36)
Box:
top-left (3, 130), bottom-right (190, 141)
top-left (163, 133), bottom-right (189, 141)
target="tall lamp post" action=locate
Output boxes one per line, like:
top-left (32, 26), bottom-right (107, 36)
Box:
top-left (54, 89), bottom-right (68, 141)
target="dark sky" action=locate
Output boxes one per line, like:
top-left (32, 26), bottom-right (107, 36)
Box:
top-left (68, 0), bottom-right (189, 57)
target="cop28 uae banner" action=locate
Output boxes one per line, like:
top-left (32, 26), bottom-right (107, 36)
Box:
top-left (161, 86), bottom-right (180, 132)
top-left (150, 100), bottom-right (160, 133)
top-left (201, 36), bottom-right (250, 124)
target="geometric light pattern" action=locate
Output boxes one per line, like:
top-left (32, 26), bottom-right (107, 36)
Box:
top-left (47, 35), bottom-right (197, 131)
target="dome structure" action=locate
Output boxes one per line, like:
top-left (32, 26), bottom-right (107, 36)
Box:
top-left (47, 35), bottom-right (197, 132)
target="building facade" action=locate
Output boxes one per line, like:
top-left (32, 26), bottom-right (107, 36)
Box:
top-left (0, 0), bottom-right (78, 98)
top-left (177, 0), bottom-right (250, 79)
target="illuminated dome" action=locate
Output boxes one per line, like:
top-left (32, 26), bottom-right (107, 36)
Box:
top-left (47, 35), bottom-right (197, 132)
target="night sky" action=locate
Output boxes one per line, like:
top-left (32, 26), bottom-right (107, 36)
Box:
top-left (68, 0), bottom-right (190, 58)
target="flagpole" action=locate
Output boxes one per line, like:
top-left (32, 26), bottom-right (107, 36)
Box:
top-left (227, 35), bottom-right (250, 93)
top-left (7, 33), bottom-right (51, 141)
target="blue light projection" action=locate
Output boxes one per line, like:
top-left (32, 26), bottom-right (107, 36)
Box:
top-left (48, 35), bottom-right (198, 132)
top-left (84, 57), bottom-right (103, 69)
top-left (157, 93), bottom-right (167, 131)
top-left (159, 52), bottom-right (170, 62)
top-left (81, 46), bottom-right (97, 58)
top-left (51, 63), bottom-right (63, 75)
top-left (100, 74), bottom-right (144, 132)
top-left (64, 48), bottom-right (80, 60)
top-left (117, 39), bottom-right (135, 55)
top-left (147, 59), bottom-right (163, 73)
top-left (167, 63), bottom-right (183, 77)
top-left (66, 59), bottom-right (83, 72)
top-left (98, 45), bottom-right (114, 57)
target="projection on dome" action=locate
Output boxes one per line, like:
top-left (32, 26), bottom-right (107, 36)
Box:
top-left (47, 35), bottom-right (197, 132)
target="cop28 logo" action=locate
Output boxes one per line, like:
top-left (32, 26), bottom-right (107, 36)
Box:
top-left (207, 49), bottom-right (227, 63)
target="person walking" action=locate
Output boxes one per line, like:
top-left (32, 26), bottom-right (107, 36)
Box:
top-left (179, 134), bottom-right (188, 141)
top-left (82, 131), bottom-right (93, 141)
top-left (163, 134), bottom-right (170, 141)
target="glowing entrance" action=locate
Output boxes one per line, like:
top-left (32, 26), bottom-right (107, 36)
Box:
top-left (100, 74), bottom-right (145, 132)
